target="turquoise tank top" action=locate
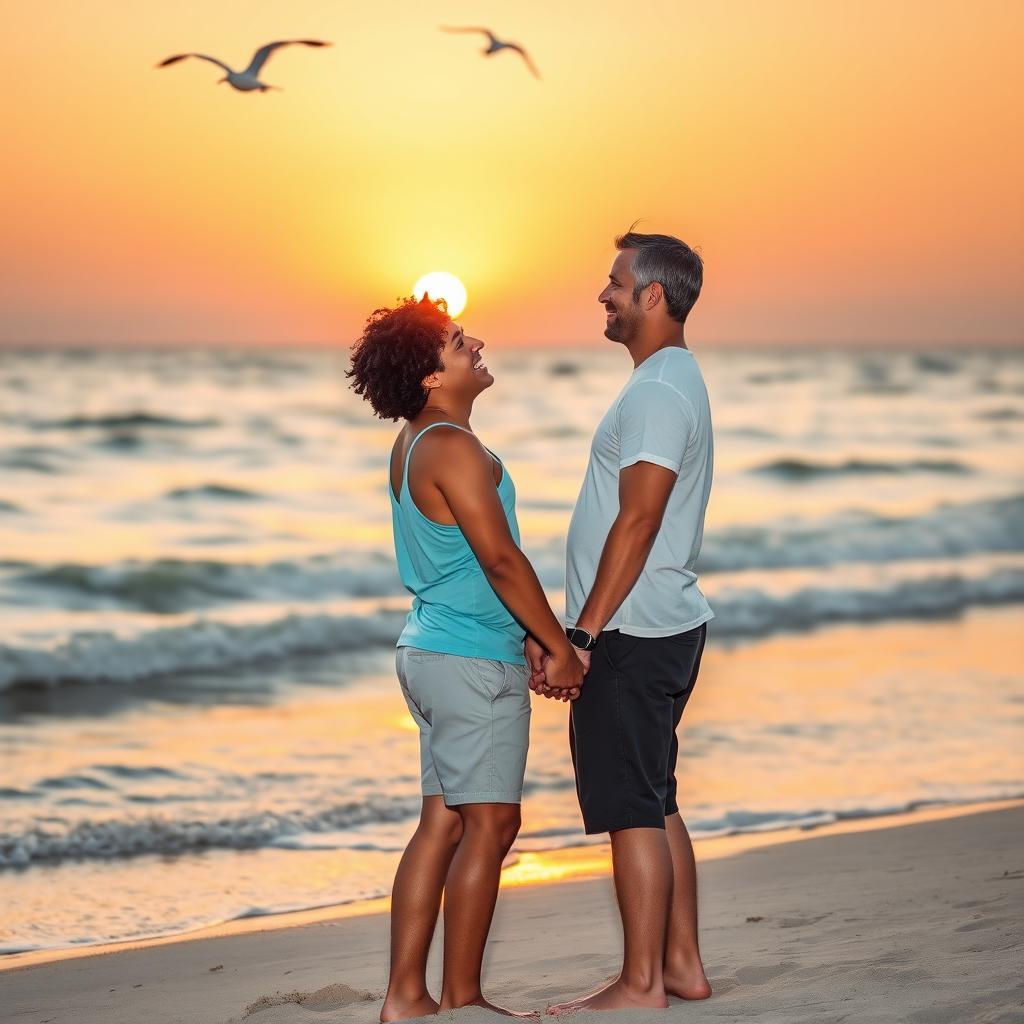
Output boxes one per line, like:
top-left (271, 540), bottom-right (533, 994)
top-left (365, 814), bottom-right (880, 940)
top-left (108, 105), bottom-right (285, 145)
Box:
top-left (389, 422), bottom-right (526, 664)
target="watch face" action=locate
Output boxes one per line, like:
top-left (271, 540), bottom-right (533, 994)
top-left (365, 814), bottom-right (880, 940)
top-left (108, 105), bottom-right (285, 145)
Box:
top-left (569, 628), bottom-right (596, 650)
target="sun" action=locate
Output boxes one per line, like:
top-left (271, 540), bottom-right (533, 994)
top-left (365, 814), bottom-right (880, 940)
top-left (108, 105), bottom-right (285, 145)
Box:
top-left (413, 271), bottom-right (467, 318)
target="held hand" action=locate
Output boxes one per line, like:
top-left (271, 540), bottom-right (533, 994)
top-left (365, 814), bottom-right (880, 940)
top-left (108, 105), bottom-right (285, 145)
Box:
top-left (548, 688), bottom-right (579, 702)
top-left (537, 657), bottom-right (579, 701)
top-left (537, 644), bottom-right (590, 701)
top-left (544, 646), bottom-right (589, 701)
top-left (525, 636), bottom-right (547, 692)
top-left (543, 647), bottom-right (585, 695)
top-left (527, 639), bottom-right (589, 702)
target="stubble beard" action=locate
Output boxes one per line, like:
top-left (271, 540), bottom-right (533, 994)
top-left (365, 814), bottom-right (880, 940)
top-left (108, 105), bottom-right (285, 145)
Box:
top-left (604, 304), bottom-right (641, 344)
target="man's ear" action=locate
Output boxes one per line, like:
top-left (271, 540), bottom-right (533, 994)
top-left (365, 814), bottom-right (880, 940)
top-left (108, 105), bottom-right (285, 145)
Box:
top-left (646, 282), bottom-right (664, 311)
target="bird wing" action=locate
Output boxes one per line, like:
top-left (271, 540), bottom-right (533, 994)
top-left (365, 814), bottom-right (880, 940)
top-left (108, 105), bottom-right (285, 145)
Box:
top-left (506, 43), bottom-right (541, 79)
top-left (157, 53), bottom-right (233, 74)
top-left (245, 39), bottom-right (331, 76)
top-left (440, 26), bottom-right (497, 44)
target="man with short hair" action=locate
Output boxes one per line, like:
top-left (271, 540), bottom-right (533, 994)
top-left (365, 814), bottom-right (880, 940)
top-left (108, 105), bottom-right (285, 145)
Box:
top-left (531, 229), bottom-right (714, 1013)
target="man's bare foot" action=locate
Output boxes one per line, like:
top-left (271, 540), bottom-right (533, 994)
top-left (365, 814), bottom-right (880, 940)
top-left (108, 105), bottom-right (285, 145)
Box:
top-left (442, 996), bottom-right (539, 1019)
top-left (380, 991), bottom-right (439, 1022)
top-left (663, 963), bottom-right (712, 1001)
top-left (546, 978), bottom-right (668, 1015)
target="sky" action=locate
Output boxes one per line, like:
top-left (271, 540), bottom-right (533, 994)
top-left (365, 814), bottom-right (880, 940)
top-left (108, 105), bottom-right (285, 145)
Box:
top-left (1, 0), bottom-right (1022, 347)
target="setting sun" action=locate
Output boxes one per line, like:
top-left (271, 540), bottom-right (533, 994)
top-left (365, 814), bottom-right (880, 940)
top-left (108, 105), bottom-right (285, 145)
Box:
top-left (413, 272), bottom-right (467, 318)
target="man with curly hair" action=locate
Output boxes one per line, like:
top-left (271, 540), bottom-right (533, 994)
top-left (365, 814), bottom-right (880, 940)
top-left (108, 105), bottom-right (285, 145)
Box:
top-left (349, 296), bottom-right (584, 1021)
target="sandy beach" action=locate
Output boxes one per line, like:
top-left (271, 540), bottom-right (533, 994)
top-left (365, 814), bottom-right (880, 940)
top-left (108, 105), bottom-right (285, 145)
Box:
top-left (3, 803), bottom-right (1021, 1024)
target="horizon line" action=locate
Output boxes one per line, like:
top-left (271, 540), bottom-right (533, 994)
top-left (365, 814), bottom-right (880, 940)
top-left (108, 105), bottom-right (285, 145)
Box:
top-left (2, 338), bottom-right (1022, 352)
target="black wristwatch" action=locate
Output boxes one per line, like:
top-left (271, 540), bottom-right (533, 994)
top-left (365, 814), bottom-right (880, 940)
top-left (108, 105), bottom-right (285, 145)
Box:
top-left (566, 627), bottom-right (599, 652)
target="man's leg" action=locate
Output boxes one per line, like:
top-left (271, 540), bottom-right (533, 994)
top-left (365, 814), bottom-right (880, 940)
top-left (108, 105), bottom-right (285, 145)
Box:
top-left (663, 812), bottom-right (712, 999)
top-left (412, 655), bottom-right (532, 1016)
top-left (551, 628), bottom-right (709, 1014)
top-left (381, 796), bottom-right (463, 1023)
top-left (661, 623), bottom-right (710, 998)
top-left (548, 827), bottom-right (672, 1014)
top-left (440, 802), bottom-right (534, 1017)
top-left (613, 827), bottom-right (674, 1000)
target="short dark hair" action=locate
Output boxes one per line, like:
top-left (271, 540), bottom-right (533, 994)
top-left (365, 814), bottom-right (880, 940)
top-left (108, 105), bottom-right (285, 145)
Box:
top-left (615, 230), bottom-right (703, 324)
top-left (347, 296), bottom-right (451, 421)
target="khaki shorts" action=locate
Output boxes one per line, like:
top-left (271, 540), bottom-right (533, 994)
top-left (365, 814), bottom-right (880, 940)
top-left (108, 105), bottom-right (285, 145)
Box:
top-left (396, 647), bottom-right (531, 805)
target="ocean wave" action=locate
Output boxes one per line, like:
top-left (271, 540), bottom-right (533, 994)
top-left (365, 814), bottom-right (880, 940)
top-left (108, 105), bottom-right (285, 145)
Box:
top-left (9, 495), bottom-right (1022, 614)
top-left (697, 493), bottom-right (1024, 572)
top-left (688, 792), bottom-right (1024, 838)
top-left (91, 764), bottom-right (187, 780)
top-left (708, 567), bottom-right (1024, 638)
top-left (0, 450), bottom-right (62, 474)
top-left (9, 556), bottom-right (401, 612)
top-left (975, 406), bottom-right (1023, 421)
top-left (519, 791), bottom-right (1024, 851)
top-left (164, 484), bottom-right (263, 501)
top-left (547, 362), bottom-right (582, 377)
top-left (33, 412), bottom-right (219, 431)
top-left (848, 382), bottom-right (914, 395)
top-left (2, 567), bottom-right (1022, 691)
top-left (914, 354), bottom-right (960, 374)
top-left (0, 499), bottom-right (21, 513)
top-left (751, 456), bottom-right (972, 479)
top-left (39, 774), bottom-right (113, 791)
top-left (746, 370), bottom-right (807, 384)
top-left (0, 794), bottom-right (423, 868)
top-left (0, 609), bottom-right (405, 690)
top-left (5, 789), bottom-right (1021, 870)
top-left (94, 432), bottom-right (144, 451)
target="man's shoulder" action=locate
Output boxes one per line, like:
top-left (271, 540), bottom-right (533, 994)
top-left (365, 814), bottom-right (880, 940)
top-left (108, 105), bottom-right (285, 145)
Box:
top-left (645, 354), bottom-right (709, 408)
top-left (414, 425), bottom-right (490, 469)
top-left (619, 372), bottom-right (700, 414)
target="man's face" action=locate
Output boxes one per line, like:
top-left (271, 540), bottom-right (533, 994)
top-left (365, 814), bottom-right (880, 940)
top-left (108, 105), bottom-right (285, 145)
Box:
top-left (433, 322), bottom-right (492, 396)
top-left (598, 249), bottom-right (643, 344)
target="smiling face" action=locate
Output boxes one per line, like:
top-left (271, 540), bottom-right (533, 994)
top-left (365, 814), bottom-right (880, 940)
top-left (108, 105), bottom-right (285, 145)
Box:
top-left (598, 249), bottom-right (645, 345)
top-left (424, 322), bottom-right (492, 402)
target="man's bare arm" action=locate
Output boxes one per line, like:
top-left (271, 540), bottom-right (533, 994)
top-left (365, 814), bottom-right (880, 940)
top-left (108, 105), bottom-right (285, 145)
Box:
top-left (431, 431), bottom-right (582, 690)
top-left (573, 460), bottom-right (678, 638)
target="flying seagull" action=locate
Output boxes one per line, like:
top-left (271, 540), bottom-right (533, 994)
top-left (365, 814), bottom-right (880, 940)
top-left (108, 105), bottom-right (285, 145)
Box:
top-left (157, 40), bottom-right (331, 92)
top-left (441, 27), bottom-right (541, 79)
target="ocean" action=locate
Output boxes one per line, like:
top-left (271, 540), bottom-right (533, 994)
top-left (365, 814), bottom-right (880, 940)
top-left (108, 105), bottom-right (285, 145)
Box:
top-left (1, 344), bottom-right (1022, 955)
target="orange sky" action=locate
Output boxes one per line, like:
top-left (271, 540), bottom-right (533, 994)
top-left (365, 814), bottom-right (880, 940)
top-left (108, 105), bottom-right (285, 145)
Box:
top-left (1, 0), bottom-right (1021, 347)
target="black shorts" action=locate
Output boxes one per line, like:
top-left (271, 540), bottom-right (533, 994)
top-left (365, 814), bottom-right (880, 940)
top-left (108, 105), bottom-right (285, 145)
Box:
top-left (569, 623), bottom-right (707, 834)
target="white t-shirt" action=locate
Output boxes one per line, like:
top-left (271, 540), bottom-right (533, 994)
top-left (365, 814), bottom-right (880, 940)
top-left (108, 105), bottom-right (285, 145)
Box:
top-left (566, 346), bottom-right (714, 637)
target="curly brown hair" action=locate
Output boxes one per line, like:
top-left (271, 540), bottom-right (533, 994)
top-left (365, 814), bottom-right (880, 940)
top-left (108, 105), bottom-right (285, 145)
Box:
top-left (347, 296), bottom-right (451, 421)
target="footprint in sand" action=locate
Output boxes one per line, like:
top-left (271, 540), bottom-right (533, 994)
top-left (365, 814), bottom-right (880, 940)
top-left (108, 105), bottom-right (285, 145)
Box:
top-left (778, 913), bottom-right (832, 929)
top-left (954, 916), bottom-right (1008, 932)
top-left (243, 982), bottom-right (380, 1017)
top-left (732, 962), bottom-right (797, 986)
